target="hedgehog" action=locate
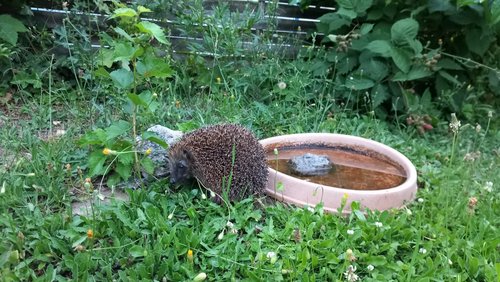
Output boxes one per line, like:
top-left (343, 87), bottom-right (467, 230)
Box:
top-left (168, 124), bottom-right (268, 203)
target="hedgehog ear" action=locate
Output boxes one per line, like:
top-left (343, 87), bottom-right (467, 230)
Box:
top-left (182, 149), bottom-right (193, 161)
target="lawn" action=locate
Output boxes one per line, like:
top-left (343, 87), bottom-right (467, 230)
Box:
top-left (1, 81), bottom-right (499, 280)
top-left (1, 1), bottom-right (499, 281)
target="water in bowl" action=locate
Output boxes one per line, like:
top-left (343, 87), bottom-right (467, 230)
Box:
top-left (267, 146), bottom-right (407, 190)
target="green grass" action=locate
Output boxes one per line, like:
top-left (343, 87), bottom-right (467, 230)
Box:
top-left (1, 51), bottom-right (499, 281)
top-left (1, 85), bottom-right (499, 281)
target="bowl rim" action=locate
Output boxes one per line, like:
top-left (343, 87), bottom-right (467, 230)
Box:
top-left (260, 133), bottom-right (418, 195)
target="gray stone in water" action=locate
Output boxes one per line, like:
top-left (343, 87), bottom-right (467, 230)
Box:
top-left (288, 153), bottom-right (334, 176)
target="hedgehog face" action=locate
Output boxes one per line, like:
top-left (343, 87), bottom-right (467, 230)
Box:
top-left (169, 150), bottom-right (193, 185)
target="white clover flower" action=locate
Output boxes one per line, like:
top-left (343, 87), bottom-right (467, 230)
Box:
top-left (488, 111), bottom-right (493, 118)
top-left (347, 229), bottom-right (354, 235)
top-left (448, 259), bottom-right (453, 265)
top-left (375, 221), bottom-right (383, 228)
top-left (226, 221), bottom-right (234, 228)
top-left (483, 181), bottom-right (493, 193)
top-left (201, 193), bottom-right (207, 200)
top-left (418, 198), bottom-right (424, 203)
top-left (367, 264), bottom-right (374, 271)
top-left (307, 206), bottom-right (315, 213)
top-left (277, 82), bottom-right (287, 90)
top-left (266, 251), bottom-right (278, 264)
top-left (419, 248), bottom-right (427, 254)
top-left (343, 265), bottom-right (359, 282)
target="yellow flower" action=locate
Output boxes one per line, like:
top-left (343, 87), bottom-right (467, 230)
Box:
top-left (341, 193), bottom-right (349, 206)
top-left (102, 148), bottom-right (118, 156)
top-left (216, 77), bottom-right (221, 84)
top-left (145, 148), bottom-right (152, 156)
top-left (87, 229), bottom-right (94, 239)
top-left (187, 249), bottom-right (193, 263)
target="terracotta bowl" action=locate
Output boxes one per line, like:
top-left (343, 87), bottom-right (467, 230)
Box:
top-left (260, 133), bottom-right (418, 214)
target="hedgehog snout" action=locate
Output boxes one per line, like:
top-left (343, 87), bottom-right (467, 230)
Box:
top-left (169, 176), bottom-right (177, 184)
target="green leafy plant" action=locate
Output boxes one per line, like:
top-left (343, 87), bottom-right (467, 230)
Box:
top-left (80, 3), bottom-right (173, 186)
top-left (310, 0), bottom-right (499, 124)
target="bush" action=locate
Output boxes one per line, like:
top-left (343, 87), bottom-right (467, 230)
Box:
top-left (303, 0), bottom-right (500, 124)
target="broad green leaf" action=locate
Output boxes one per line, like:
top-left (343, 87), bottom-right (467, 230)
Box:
top-left (137, 6), bottom-right (152, 15)
top-left (139, 90), bottom-right (159, 112)
top-left (365, 255), bottom-right (387, 266)
top-left (136, 56), bottom-right (173, 78)
top-left (127, 93), bottom-right (148, 107)
top-left (110, 69), bottom-right (134, 89)
top-left (436, 58), bottom-right (463, 70)
top-left (345, 76), bottom-right (374, 90)
top-left (113, 207), bottom-right (136, 229)
top-left (137, 208), bottom-right (146, 221)
top-left (366, 40), bottom-right (392, 57)
top-left (106, 173), bottom-right (122, 187)
top-left (177, 120), bottom-right (199, 132)
top-left (360, 59), bottom-right (388, 81)
top-left (491, 0), bottom-right (500, 26)
top-left (142, 131), bottom-right (169, 149)
top-left (113, 42), bottom-right (137, 62)
top-left (105, 120), bottom-right (131, 141)
top-left (438, 70), bottom-right (461, 86)
top-left (94, 67), bottom-right (110, 78)
top-left (78, 128), bottom-right (107, 145)
top-left (465, 27), bottom-right (492, 56)
top-left (371, 84), bottom-right (390, 108)
top-left (359, 23), bottom-right (374, 35)
top-left (391, 18), bottom-right (419, 46)
top-left (71, 236), bottom-right (88, 249)
top-left (0, 14), bottom-right (28, 45)
top-left (118, 151), bottom-right (134, 165)
top-left (318, 13), bottom-right (350, 33)
top-left (427, 0), bottom-right (454, 13)
top-left (141, 158), bottom-right (155, 175)
top-left (337, 56), bottom-right (358, 75)
top-left (337, 0), bottom-right (373, 14)
top-left (110, 8), bottom-right (137, 19)
top-left (129, 246), bottom-right (146, 258)
top-left (136, 21), bottom-right (168, 44)
top-left (337, 8), bottom-right (357, 20)
top-left (98, 48), bottom-right (114, 68)
top-left (115, 162), bottom-right (132, 180)
top-left (88, 151), bottom-right (107, 176)
top-left (408, 39), bottom-right (423, 55)
top-left (352, 209), bottom-right (366, 221)
top-left (390, 47), bottom-right (411, 73)
top-left (113, 27), bottom-right (133, 42)
top-left (392, 65), bottom-right (432, 81)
